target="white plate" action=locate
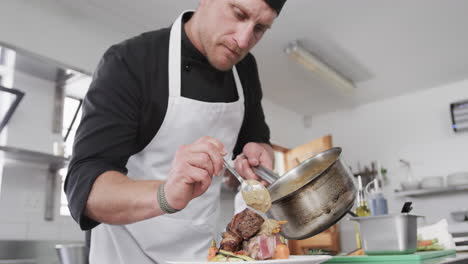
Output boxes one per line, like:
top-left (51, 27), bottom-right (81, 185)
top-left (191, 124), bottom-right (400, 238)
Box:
top-left (167, 255), bottom-right (332, 264)
top-left (420, 176), bottom-right (444, 189)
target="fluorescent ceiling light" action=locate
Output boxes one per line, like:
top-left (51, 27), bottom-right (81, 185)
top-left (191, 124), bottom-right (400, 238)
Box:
top-left (285, 41), bottom-right (356, 93)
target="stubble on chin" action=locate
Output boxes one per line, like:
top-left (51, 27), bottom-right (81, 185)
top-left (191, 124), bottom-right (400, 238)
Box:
top-left (209, 57), bottom-right (234, 72)
top-left (206, 49), bottom-right (236, 71)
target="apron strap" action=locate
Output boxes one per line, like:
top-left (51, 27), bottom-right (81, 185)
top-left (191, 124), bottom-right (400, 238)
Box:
top-left (232, 66), bottom-right (245, 104)
top-left (168, 11), bottom-right (186, 98)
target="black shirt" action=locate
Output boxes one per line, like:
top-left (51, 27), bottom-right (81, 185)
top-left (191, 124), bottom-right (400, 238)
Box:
top-left (65, 13), bottom-right (270, 231)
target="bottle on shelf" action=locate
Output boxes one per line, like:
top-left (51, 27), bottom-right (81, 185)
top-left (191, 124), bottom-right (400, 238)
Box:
top-left (367, 161), bottom-right (388, 216)
top-left (354, 175), bottom-right (370, 249)
top-left (356, 176), bottom-right (371, 217)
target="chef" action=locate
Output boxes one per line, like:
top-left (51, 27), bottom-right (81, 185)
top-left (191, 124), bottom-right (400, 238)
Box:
top-left (65, 0), bottom-right (286, 263)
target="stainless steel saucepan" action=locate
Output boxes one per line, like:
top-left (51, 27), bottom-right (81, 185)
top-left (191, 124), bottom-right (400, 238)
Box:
top-left (253, 147), bottom-right (356, 240)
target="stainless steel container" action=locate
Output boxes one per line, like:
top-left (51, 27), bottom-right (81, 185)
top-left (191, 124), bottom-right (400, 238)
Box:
top-left (55, 244), bottom-right (88, 264)
top-left (351, 214), bottom-right (419, 255)
top-left (263, 147), bottom-right (357, 240)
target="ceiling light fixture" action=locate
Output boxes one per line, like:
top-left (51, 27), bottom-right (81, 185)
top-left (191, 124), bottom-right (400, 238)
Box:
top-left (285, 41), bottom-right (356, 93)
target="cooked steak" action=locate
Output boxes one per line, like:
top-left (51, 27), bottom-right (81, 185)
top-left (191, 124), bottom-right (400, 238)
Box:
top-left (220, 231), bottom-right (243, 252)
top-left (227, 208), bottom-right (264, 240)
top-left (244, 234), bottom-right (277, 260)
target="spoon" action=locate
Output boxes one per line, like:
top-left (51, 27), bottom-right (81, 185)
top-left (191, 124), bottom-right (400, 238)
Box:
top-left (223, 160), bottom-right (272, 212)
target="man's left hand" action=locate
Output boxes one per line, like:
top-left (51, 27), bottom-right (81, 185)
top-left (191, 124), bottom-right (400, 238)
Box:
top-left (233, 142), bottom-right (274, 186)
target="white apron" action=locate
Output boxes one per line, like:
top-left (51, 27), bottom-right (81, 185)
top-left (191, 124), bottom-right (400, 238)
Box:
top-left (89, 11), bottom-right (245, 264)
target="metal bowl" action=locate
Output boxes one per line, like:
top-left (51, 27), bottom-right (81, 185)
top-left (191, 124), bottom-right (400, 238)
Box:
top-left (266, 147), bottom-right (356, 240)
top-left (451, 210), bottom-right (468, 222)
top-left (56, 244), bottom-right (88, 264)
top-left (350, 214), bottom-right (419, 255)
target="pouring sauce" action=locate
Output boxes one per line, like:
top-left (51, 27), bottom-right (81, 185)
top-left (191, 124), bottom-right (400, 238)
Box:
top-left (241, 180), bottom-right (272, 212)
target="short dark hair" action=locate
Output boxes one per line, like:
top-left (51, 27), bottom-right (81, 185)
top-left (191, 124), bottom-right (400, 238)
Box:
top-left (264, 0), bottom-right (287, 15)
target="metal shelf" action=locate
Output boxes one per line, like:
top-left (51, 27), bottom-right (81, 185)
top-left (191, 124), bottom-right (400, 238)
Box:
top-left (0, 259), bottom-right (36, 264)
top-left (0, 145), bottom-right (69, 221)
top-left (394, 185), bottom-right (468, 197)
top-left (454, 237), bottom-right (468, 243)
top-left (0, 145), bottom-right (68, 170)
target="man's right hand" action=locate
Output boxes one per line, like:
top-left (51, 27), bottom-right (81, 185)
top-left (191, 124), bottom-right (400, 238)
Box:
top-left (164, 136), bottom-right (226, 211)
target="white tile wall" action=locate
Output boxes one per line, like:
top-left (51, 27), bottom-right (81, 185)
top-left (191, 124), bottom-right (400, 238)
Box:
top-left (0, 223), bottom-right (28, 239)
top-left (58, 217), bottom-right (85, 241)
top-left (6, 71), bottom-right (62, 154)
top-left (0, 163), bottom-right (84, 242)
top-left (27, 221), bottom-right (60, 240)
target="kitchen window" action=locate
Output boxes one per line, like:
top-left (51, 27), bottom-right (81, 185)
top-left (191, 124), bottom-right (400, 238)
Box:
top-left (62, 96), bottom-right (83, 157)
top-left (0, 46), bottom-right (16, 145)
top-left (58, 69), bottom-right (91, 216)
top-left (0, 45), bottom-right (15, 88)
top-left (60, 96), bottom-right (83, 216)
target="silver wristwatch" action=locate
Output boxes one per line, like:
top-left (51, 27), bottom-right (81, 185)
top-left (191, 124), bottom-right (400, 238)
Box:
top-left (157, 183), bottom-right (181, 214)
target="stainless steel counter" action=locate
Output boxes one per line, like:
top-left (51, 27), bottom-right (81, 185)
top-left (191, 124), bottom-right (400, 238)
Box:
top-left (0, 240), bottom-right (82, 264)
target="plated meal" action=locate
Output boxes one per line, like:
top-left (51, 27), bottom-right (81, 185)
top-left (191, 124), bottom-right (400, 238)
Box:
top-left (167, 256), bottom-right (332, 264)
top-left (208, 208), bottom-right (289, 262)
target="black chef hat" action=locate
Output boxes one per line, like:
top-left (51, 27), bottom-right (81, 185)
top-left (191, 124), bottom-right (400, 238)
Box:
top-left (264, 0), bottom-right (287, 15)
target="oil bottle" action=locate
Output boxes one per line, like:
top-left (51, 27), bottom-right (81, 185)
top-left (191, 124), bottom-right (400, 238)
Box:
top-left (355, 175), bottom-right (370, 249)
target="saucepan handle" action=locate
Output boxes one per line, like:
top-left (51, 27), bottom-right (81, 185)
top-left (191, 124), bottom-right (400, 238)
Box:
top-left (347, 210), bottom-right (358, 218)
top-left (252, 165), bottom-right (280, 185)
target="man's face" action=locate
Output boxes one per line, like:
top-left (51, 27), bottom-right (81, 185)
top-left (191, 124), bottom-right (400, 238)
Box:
top-left (196, 0), bottom-right (277, 71)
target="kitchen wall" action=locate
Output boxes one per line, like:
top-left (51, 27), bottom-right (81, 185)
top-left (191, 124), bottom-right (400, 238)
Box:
top-left (305, 78), bottom-right (468, 252)
top-left (0, 164), bottom-right (84, 241)
top-left (263, 99), bottom-right (306, 148)
top-left (0, 0), bottom-right (126, 74)
top-left (0, 0), bottom-right (127, 244)
top-left (5, 71), bottom-right (61, 152)
top-left (0, 70), bottom-right (84, 242)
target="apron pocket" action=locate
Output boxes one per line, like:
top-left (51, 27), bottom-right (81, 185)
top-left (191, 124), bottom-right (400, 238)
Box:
top-left (125, 214), bottom-right (216, 262)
